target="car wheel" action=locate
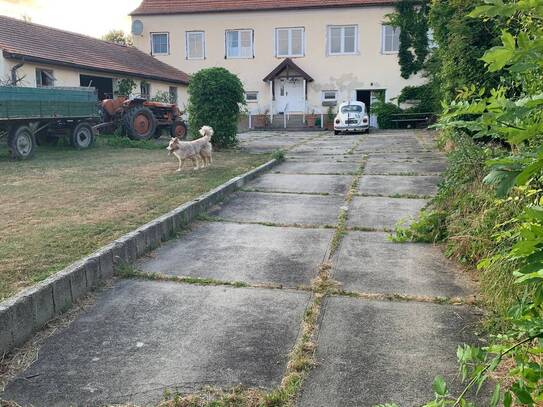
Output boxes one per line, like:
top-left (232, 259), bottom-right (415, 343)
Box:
top-left (334, 130), bottom-right (340, 135)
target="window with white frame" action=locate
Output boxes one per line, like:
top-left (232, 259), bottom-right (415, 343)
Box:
top-left (382, 25), bottom-right (401, 53)
top-left (328, 25), bottom-right (357, 55)
top-left (275, 27), bottom-right (304, 57)
top-left (186, 31), bottom-right (205, 59)
top-left (322, 90), bottom-right (338, 102)
top-left (226, 29), bottom-right (254, 58)
top-left (151, 32), bottom-right (169, 55)
top-left (245, 91), bottom-right (258, 102)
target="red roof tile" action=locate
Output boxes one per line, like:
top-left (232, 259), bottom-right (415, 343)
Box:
top-left (0, 15), bottom-right (189, 85)
top-left (131, 0), bottom-right (396, 15)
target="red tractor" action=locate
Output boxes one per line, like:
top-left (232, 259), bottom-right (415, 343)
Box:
top-left (99, 97), bottom-right (187, 141)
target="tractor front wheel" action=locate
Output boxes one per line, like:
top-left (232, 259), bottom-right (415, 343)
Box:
top-left (124, 106), bottom-right (157, 141)
top-left (170, 120), bottom-right (187, 140)
top-left (8, 125), bottom-right (36, 160)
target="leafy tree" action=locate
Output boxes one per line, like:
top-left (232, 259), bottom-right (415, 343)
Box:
top-left (421, 1), bottom-right (543, 405)
top-left (387, 0), bottom-right (430, 79)
top-left (102, 30), bottom-right (133, 46)
top-left (187, 67), bottom-right (245, 147)
top-left (116, 78), bottom-right (136, 97)
top-left (428, 0), bottom-right (501, 102)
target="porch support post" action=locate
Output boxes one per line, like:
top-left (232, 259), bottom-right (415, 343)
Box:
top-left (303, 79), bottom-right (307, 123)
top-left (269, 80), bottom-right (273, 124)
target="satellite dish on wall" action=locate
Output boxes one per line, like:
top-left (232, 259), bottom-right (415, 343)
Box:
top-left (132, 20), bottom-right (144, 36)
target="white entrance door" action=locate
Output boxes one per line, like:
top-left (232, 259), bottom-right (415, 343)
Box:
top-left (275, 78), bottom-right (305, 113)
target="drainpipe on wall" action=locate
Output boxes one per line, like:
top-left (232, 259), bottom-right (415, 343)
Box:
top-left (10, 62), bottom-right (24, 86)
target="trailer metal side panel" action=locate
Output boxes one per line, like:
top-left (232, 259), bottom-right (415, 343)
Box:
top-left (0, 87), bottom-right (99, 121)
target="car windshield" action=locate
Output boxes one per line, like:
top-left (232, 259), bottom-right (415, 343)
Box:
top-left (341, 105), bottom-right (364, 114)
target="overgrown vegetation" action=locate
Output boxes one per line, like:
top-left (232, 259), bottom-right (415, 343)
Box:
top-left (188, 68), bottom-right (246, 147)
top-left (376, 0), bottom-right (500, 128)
top-left (271, 149), bottom-right (286, 162)
top-left (116, 78), bottom-right (137, 98)
top-left (392, 0), bottom-right (543, 405)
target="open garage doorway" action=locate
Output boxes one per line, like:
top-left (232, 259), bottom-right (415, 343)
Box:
top-left (357, 89), bottom-right (385, 128)
top-left (356, 90), bottom-right (372, 114)
top-left (80, 75), bottom-right (113, 100)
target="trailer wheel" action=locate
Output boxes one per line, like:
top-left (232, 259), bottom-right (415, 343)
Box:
top-left (8, 125), bottom-right (36, 160)
top-left (124, 106), bottom-right (157, 141)
top-left (170, 120), bottom-right (187, 140)
top-left (71, 122), bottom-right (95, 150)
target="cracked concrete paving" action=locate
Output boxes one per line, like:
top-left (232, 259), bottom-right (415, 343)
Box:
top-left (138, 221), bottom-right (333, 287)
top-left (1, 130), bottom-right (483, 407)
top-left (358, 175), bottom-right (441, 197)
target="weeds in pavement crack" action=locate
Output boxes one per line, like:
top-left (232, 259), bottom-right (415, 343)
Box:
top-left (311, 262), bottom-right (341, 294)
top-left (117, 264), bottom-right (250, 289)
top-left (153, 295), bottom-right (323, 407)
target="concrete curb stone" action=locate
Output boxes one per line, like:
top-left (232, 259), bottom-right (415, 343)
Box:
top-left (0, 159), bottom-right (277, 356)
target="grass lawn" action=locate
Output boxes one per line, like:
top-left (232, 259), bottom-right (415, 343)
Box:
top-left (0, 136), bottom-right (269, 301)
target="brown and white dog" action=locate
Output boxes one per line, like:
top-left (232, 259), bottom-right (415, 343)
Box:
top-left (167, 126), bottom-right (214, 172)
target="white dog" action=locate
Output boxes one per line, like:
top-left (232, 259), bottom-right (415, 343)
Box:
top-left (167, 125), bottom-right (214, 172)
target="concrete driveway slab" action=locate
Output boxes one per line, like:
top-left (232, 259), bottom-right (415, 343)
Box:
top-left (209, 191), bottom-right (343, 227)
top-left (248, 173), bottom-right (352, 195)
top-left (358, 175), bottom-right (441, 197)
top-left (273, 161), bottom-right (361, 175)
top-left (138, 222), bottom-right (333, 287)
top-left (365, 157), bottom-right (447, 175)
top-left (297, 297), bottom-right (480, 407)
top-left (2, 280), bottom-right (310, 407)
top-left (333, 232), bottom-right (470, 297)
top-left (286, 155), bottom-right (363, 163)
top-left (356, 137), bottom-right (423, 153)
top-left (348, 196), bottom-right (427, 230)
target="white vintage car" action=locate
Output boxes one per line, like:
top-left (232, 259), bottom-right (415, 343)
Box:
top-left (334, 101), bottom-right (370, 135)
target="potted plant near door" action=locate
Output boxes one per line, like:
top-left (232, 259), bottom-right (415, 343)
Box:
top-left (306, 109), bottom-right (318, 127)
top-left (325, 106), bottom-right (335, 130)
top-left (252, 109), bottom-right (270, 128)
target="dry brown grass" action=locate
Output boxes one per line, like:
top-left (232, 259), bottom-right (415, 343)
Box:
top-left (0, 141), bottom-right (268, 301)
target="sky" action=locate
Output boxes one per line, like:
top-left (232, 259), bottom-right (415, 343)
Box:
top-left (0, 0), bottom-right (142, 38)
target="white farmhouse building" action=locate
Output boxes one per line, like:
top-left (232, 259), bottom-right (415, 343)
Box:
top-left (130, 0), bottom-right (424, 123)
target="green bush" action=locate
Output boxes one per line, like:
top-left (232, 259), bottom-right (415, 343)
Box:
top-left (188, 67), bottom-right (245, 148)
top-left (372, 102), bottom-right (403, 129)
top-left (271, 149), bottom-right (286, 162)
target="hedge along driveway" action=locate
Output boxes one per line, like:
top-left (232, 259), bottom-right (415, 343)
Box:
top-left (0, 140), bottom-right (269, 301)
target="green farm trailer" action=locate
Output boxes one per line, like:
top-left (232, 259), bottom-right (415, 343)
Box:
top-left (0, 86), bottom-right (100, 159)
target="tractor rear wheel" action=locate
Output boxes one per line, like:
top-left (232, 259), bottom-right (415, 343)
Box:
top-left (124, 106), bottom-right (157, 141)
top-left (170, 120), bottom-right (187, 140)
top-left (8, 125), bottom-right (36, 160)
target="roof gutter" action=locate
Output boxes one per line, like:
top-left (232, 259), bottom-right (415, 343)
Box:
top-left (2, 50), bottom-right (190, 85)
top-left (130, 2), bottom-right (398, 16)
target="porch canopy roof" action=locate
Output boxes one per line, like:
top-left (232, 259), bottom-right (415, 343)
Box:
top-left (263, 58), bottom-right (314, 82)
